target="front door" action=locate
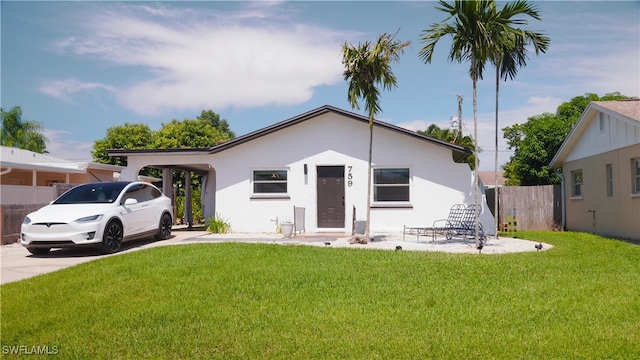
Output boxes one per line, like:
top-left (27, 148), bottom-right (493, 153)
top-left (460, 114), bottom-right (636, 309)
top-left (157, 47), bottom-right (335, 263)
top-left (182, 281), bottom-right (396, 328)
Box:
top-left (317, 166), bottom-right (345, 228)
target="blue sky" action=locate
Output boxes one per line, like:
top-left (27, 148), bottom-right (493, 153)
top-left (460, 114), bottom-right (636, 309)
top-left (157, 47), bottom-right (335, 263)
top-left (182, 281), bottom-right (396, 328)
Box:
top-left (2, 1), bottom-right (639, 171)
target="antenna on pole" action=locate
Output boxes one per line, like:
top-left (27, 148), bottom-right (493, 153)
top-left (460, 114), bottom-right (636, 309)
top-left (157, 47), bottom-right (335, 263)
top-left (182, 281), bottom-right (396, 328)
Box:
top-left (450, 94), bottom-right (464, 144)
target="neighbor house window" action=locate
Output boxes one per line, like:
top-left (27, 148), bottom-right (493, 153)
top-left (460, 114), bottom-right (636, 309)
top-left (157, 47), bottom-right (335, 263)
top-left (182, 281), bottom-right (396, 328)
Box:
top-left (253, 170), bottom-right (288, 194)
top-left (571, 170), bottom-right (583, 198)
top-left (633, 158), bottom-right (640, 195)
top-left (373, 168), bottom-right (410, 202)
top-left (606, 164), bottom-right (613, 197)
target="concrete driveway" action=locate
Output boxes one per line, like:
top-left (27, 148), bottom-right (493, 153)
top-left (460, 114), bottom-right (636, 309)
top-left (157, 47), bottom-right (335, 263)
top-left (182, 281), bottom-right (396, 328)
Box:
top-left (1, 227), bottom-right (208, 285)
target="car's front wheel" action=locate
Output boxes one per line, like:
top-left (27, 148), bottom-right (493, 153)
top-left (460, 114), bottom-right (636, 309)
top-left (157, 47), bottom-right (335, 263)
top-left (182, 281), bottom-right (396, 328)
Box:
top-left (27, 247), bottom-right (50, 255)
top-left (102, 220), bottom-right (123, 253)
top-left (155, 213), bottom-right (172, 240)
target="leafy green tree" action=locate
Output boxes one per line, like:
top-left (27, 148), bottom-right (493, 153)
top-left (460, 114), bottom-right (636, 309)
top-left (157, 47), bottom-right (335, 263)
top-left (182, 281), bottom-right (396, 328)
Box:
top-left (91, 123), bottom-right (154, 166)
top-left (198, 110), bottom-right (235, 139)
top-left (152, 118), bottom-right (230, 149)
top-left (341, 31), bottom-right (410, 237)
top-left (419, 0), bottom-right (503, 246)
top-left (503, 113), bottom-right (567, 185)
top-left (418, 124), bottom-right (478, 170)
top-left (1, 106), bottom-right (48, 153)
top-left (490, 0), bottom-right (549, 237)
top-left (556, 92), bottom-right (628, 126)
top-left (92, 110), bottom-right (234, 165)
top-left (502, 92), bottom-right (630, 185)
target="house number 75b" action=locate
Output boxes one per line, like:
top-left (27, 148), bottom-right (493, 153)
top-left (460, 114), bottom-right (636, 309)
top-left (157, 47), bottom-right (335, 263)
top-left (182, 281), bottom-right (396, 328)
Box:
top-left (347, 166), bottom-right (353, 187)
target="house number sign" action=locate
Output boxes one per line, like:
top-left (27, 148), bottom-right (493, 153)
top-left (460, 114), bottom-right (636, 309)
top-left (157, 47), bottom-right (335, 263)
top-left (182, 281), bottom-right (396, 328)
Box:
top-left (347, 166), bottom-right (353, 187)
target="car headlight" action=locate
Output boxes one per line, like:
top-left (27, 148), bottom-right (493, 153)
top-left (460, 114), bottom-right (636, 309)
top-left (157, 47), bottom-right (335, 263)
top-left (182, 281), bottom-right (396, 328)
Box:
top-left (23, 216), bottom-right (31, 225)
top-left (75, 215), bottom-right (103, 223)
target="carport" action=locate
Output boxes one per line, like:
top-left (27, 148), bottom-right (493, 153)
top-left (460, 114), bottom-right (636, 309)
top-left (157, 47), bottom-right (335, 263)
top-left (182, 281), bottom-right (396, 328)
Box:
top-left (107, 148), bottom-right (217, 227)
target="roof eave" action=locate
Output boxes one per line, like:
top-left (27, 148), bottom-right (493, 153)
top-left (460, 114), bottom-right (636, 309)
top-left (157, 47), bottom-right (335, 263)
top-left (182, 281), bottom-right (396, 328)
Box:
top-left (0, 161), bottom-right (86, 173)
top-left (106, 105), bottom-right (473, 160)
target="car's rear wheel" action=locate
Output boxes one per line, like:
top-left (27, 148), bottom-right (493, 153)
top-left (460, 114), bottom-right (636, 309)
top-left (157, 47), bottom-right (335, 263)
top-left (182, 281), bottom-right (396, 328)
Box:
top-left (155, 213), bottom-right (172, 240)
top-left (27, 247), bottom-right (50, 255)
top-left (102, 220), bottom-right (123, 253)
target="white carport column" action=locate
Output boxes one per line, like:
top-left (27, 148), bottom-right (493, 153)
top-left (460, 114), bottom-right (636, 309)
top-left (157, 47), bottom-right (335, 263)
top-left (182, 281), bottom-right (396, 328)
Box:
top-left (120, 166), bottom-right (139, 181)
top-left (162, 168), bottom-right (175, 223)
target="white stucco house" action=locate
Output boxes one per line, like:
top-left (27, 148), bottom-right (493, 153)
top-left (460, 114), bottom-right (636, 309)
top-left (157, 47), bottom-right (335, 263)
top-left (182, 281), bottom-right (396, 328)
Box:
top-left (108, 106), bottom-right (495, 234)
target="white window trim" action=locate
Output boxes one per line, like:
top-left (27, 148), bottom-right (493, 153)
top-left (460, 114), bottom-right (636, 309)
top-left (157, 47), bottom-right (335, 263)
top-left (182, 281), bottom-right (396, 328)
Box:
top-left (371, 166), bottom-right (412, 207)
top-left (250, 167), bottom-right (290, 200)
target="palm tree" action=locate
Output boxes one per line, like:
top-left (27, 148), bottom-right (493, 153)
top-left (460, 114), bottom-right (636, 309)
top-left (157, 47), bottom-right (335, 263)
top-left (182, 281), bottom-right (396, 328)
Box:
top-left (418, 124), bottom-right (479, 170)
top-left (341, 32), bottom-right (410, 237)
top-left (1, 106), bottom-right (47, 153)
top-left (490, 1), bottom-right (549, 239)
top-left (419, 0), bottom-right (501, 247)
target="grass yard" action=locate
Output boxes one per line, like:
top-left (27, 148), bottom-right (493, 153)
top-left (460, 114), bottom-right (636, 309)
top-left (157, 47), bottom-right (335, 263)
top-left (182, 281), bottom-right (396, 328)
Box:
top-left (1, 231), bottom-right (639, 359)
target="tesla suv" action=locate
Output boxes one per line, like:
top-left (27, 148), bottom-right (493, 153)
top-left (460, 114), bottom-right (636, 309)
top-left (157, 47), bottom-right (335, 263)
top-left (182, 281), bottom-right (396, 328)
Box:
top-left (21, 181), bottom-right (173, 255)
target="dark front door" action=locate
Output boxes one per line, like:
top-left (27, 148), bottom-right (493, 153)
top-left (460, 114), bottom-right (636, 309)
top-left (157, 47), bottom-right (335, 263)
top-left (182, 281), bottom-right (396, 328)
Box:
top-left (317, 166), bottom-right (345, 228)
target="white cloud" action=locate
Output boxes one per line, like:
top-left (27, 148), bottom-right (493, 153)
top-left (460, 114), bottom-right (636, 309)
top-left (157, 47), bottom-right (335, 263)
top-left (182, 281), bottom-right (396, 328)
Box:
top-left (39, 79), bottom-right (115, 101)
top-left (42, 129), bottom-right (94, 161)
top-left (396, 118), bottom-right (453, 133)
top-left (53, 3), bottom-right (346, 116)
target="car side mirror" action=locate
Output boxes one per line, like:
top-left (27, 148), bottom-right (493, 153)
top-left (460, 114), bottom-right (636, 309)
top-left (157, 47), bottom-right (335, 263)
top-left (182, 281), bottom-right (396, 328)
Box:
top-left (124, 198), bottom-right (138, 205)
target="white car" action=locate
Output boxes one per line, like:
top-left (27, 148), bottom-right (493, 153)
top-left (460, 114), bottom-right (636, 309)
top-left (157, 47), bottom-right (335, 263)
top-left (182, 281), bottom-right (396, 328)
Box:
top-left (21, 181), bottom-right (173, 255)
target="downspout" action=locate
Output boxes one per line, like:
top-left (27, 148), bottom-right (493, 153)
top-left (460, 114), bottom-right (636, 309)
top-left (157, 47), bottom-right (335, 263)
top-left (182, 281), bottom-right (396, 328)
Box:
top-left (555, 169), bottom-right (566, 230)
top-left (0, 167), bottom-right (12, 176)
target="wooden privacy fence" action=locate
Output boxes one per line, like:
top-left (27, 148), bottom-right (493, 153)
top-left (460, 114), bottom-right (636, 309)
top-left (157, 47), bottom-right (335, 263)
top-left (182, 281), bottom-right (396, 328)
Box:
top-left (486, 185), bottom-right (561, 232)
top-left (0, 183), bottom-right (75, 244)
top-left (1, 203), bottom-right (48, 244)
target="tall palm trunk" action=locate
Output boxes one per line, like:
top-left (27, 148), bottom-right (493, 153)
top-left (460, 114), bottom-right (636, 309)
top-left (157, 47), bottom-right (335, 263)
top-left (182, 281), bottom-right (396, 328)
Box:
top-left (472, 73), bottom-right (480, 248)
top-left (494, 68), bottom-right (500, 240)
top-left (365, 120), bottom-right (373, 237)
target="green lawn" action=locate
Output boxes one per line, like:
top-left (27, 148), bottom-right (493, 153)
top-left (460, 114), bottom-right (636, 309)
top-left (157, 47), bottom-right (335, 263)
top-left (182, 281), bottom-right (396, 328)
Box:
top-left (1, 231), bottom-right (639, 359)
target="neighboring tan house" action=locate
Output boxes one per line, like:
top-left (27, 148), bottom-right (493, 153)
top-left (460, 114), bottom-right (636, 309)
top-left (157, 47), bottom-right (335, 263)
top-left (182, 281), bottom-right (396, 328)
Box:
top-left (109, 105), bottom-right (495, 234)
top-left (1, 146), bottom-right (125, 243)
top-left (479, 171), bottom-right (506, 189)
top-left (1, 146), bottom-right (124, 205)
top-left (550, 99), bottom-right (640, 241)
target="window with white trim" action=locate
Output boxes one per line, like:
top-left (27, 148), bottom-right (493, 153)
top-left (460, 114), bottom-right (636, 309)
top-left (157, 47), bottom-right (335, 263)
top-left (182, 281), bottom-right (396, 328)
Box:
top-left (606, 164), bottom-right (613, 197)
top-left (633, 158), bottom-right (640, 195)
top-left (373, 168), bottom-right (410, 202)
top-left (252, 170), bottom-right (288, 194)
top-left (571, 170), bottom-right (583, 198)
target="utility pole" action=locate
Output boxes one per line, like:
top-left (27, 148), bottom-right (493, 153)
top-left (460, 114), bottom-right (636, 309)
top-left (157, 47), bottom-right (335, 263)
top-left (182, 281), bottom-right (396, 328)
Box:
top-left (457, 94), bottom-right (463, 135)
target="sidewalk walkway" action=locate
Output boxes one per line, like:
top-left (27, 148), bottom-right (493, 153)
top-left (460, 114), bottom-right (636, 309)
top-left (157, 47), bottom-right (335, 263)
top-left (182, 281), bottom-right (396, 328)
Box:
top-left (186, 231), bottom-right (552, 254)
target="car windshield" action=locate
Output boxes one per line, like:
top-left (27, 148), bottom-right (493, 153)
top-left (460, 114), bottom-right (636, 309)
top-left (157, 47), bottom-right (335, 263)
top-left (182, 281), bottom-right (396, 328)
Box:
top-left (53, 182), bottom-right (131, 204)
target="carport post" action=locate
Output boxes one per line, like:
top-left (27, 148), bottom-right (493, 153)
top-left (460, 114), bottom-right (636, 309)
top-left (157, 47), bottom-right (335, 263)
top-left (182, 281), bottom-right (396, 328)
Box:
top-left (162, 168), bottom-right (173, 198)
top-left (185, 171), bottom-right (193, 228)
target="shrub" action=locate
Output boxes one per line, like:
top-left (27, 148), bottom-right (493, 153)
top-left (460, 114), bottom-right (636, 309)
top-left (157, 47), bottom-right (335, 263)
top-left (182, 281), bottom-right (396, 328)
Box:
top-left (206, 213), bottom-right (231, 233)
